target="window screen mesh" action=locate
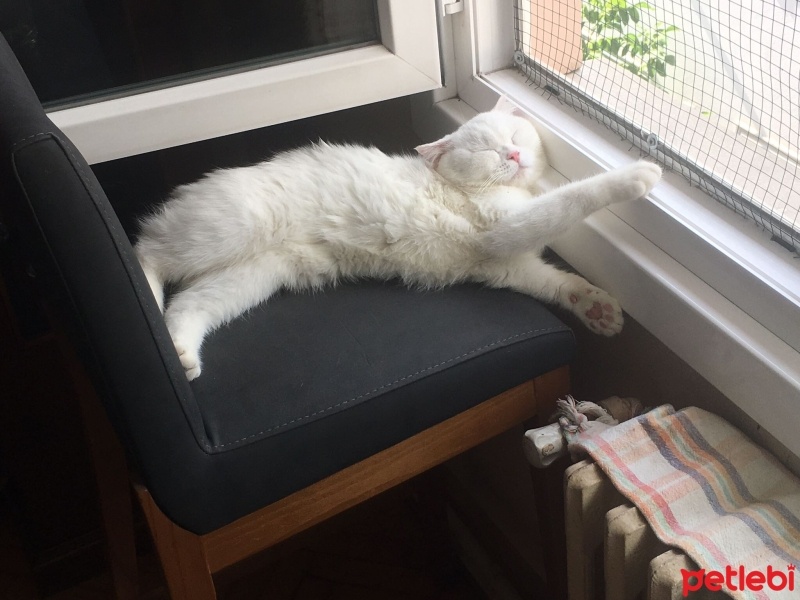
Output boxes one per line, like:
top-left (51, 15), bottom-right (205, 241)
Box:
top-left (514, 0), bottom-right (800, 253)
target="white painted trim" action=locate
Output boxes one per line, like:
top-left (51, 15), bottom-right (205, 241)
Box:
top-left (471, 0), bottom-right (515, 74)
top-left (377, 0), bottom-right (441, 84)
top-left (49, 0), bottom-right (441, 164)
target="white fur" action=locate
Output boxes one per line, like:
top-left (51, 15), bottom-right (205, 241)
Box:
top-left (135, 98), bottom-right (661, 380)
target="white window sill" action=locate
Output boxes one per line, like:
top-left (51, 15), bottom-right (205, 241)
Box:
top-left (420, 68), bottom-right (800, 456)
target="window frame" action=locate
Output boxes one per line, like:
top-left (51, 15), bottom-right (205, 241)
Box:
top-left (46, 0), bottom-right (442, 165)
top-left (424, 0), bottom-right (800, 455)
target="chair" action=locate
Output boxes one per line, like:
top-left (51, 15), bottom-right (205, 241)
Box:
top-left (0, 33), bottom-right (575, 599)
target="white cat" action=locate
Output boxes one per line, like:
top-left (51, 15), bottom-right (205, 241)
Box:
top-left (135, 97), bottom-right (661, 380)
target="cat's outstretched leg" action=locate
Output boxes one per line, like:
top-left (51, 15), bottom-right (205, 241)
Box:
top-left (484, 160), bottom-right (661, 254)
top-left (476, 253), bottom-right (623, 335)
top-left (164, 256), bottom-right (293, 380)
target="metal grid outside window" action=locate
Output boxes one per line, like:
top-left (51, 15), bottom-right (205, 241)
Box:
top-left (514, 0), bottom-right (800, 253)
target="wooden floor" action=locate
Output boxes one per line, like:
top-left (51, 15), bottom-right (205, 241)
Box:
top-left (3, 475), bottom-right (488, 600)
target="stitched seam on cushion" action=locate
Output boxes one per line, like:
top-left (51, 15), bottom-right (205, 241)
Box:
top-left (11, 132), bottom-right (53, 150)
top-left (212, 325), bottom-right (569, 449)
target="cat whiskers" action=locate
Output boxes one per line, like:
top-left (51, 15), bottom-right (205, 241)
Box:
top-left (473, 170), bottom-right (505, 198)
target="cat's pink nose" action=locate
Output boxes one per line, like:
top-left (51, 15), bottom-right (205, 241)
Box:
top-left (507, 150), bottom-right (521, 163)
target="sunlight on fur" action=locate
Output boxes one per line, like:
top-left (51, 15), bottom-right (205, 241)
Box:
top-left (134, 97), bottom-right (661, 380)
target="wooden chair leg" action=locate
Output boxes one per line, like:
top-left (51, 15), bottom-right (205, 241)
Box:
top-left (85, 411), bottom-right (139, 600)
top-left (67, 350), bottom-right (139, 600)
top-left (133, 481), bottom-right (217, 600)
top-left (530, 370), bottom-right (570, 600)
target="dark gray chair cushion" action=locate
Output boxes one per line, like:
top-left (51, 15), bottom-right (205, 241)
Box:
top-left (188, 280), bottom-right (574, 530)
top-left (0, 33), bottom-right (575, 535)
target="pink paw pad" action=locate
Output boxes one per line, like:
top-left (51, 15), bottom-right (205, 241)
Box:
top-left (567, 286), bottom-right (623, 336)
top-left (585, 301), bottom-right (604, 320)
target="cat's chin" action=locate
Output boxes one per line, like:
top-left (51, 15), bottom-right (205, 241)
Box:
top-left (507, 166), bottom-right (532, 185)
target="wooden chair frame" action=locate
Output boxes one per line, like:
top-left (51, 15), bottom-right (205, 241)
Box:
top-left (80, 361), bottom-right (570, 599)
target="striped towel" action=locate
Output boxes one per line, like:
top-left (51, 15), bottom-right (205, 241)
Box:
top-left (579, 405), bottom-right (800, 600)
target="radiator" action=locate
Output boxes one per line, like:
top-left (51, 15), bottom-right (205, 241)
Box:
top-left (565, 460), bottom-right (718, 600)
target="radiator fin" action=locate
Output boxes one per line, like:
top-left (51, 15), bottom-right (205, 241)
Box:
top-left (564, 460), bottom-right (624, 600)
top-left (647, 550), bottom-right (718, 600)
top-left (605, 504), bottom-right (668, 600)
top-left (565, 460), bottom-right (716, 600)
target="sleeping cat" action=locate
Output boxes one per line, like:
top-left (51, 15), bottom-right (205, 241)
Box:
top-left (135, 97), bottom-right (661, 380)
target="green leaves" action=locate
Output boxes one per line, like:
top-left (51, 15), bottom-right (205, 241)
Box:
top-left (581, 0), bottom-right (677, 82)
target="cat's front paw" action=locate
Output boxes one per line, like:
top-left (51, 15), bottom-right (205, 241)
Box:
top-left (615, 160), bottom-right (662, 202)
top-left (174, 340), bottom-right (202, 380)
top-left (567, 286), bottom-right (624, 336)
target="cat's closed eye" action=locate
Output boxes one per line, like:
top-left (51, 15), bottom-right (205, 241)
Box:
top-left (474, 148), bottom-right (500, 158)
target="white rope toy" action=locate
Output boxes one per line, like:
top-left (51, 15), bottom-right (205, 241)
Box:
top-left (557, 395), bottom-right (618, 435)
top-left (523, 395), bottom-right (643, 468)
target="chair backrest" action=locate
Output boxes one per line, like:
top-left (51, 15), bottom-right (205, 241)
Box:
top-left (0, 34), bottom-right (211, 509)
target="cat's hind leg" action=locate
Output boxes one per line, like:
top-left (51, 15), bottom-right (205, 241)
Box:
top-left (134, 247), bottom-right (166, 312)
top-left (475, 253), bottom-right (623, 336)
top-left (562, 284), bottom-right (622, 336)
top-left (164, 256), bottom-right (294, 380)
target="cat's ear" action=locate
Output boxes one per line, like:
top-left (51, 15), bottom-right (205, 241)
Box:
top-left (492, 95), bottom-right (526, 117)
top-left (415, 138), bottom-right (452, 169)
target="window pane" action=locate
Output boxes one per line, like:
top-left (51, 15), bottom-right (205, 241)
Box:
top-left (2, 0), bottom-right (378, 108)
top-left (516, 0), bottom-right (800, 253)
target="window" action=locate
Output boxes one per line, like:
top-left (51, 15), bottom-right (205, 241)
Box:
top-left (435, 0), bottom-right (800, 456)
top-left (32, 0), bottom-right (442, 164)
top-left (2, 0), bottom-right (378, 108)
top-left (514, 0), bottom-right (800, 253)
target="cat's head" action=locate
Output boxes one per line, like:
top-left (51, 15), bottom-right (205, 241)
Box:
top-left (415, 96), bottom-right (546, 191)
